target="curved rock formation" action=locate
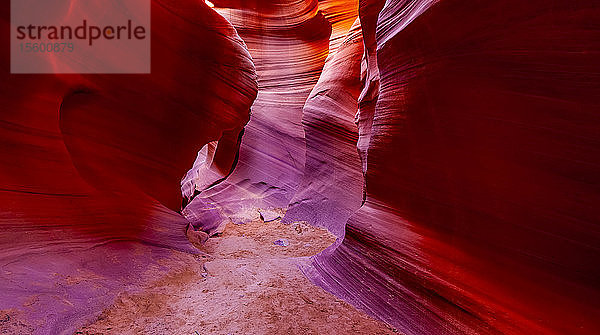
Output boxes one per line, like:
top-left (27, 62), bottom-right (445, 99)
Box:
top-left (0, 1), bottom-right (256, 332)
top-left (304, 0), bottom-right (600, 334)
top-left (2, 0), bottom-right (600, 334)
top-left (283, 19), bottom-right (364, 237)
top-left (183, 0), bottom-right (333, 232)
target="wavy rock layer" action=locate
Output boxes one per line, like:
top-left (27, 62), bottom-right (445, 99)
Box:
top-left (0, 1), bottom-right (257, 333)
top-left (2, 0), bottom-right (600, 334)
top-left (283, 19), bottom-right (364, 237)
top-left (183, 0), bottom-right (333, 232)
top-left (179, 0), bottom-right (600, 334)
top-left (304, 0), bottom-right (600, 334)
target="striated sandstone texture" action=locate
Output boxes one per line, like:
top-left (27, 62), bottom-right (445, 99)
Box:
top-left (301, 1), bottom-right (600, 334)
top-left (1, 0), bottom-right (600, 334)
top-left (183, 0), bottom-right (334, 233)
top-left (0, 0), bottom-right (256, 333)
top-left (183, 0), bottom-right (600, 334)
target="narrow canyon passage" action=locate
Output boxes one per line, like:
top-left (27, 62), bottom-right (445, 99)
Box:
top-left (1, 0), bottom-right (599, 334)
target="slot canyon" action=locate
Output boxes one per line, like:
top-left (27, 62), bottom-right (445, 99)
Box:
top-left (1, 0), bottom-right (599, 334)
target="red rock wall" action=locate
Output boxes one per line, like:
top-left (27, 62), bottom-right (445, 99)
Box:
top-left (0, 1), bottom-right (256, 332)
top-left (305, 0), bottom-right (600, 334)
top-left (2, 0), bottom-right (599, 333)
top-left (183, 0), bottom-right (333, 231)
top-left (283, 19), bottom-right (364, 237)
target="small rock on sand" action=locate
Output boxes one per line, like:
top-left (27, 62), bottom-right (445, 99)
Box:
top-left (258, 209), bottom-right (281, 222)
top-left (273, 239), bottom-right (289, 247)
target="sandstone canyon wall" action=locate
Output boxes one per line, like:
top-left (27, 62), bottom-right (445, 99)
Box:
top-left (0, 1), bottom-right (257, 332)
top-left (303, 1), bottom-right (600, 334)
top-left (1, 0), bottom-right (599, 334)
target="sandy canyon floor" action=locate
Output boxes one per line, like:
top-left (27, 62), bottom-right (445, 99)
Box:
top-left (74, 214), bottom-right (397, 335)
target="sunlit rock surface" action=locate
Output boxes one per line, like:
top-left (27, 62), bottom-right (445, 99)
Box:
top-left (0, 0), bottom-right (256, 333)
top-left (283, 19), bottom-right (364, 237)
top-left (183, 0), bottom-right (333, 233)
